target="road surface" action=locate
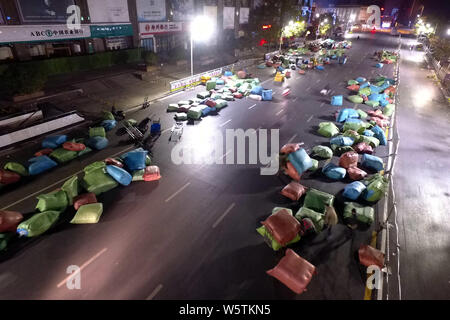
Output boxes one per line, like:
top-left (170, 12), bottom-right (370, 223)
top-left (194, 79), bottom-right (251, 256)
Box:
top-left (2, 33), bottom-right (439, 300)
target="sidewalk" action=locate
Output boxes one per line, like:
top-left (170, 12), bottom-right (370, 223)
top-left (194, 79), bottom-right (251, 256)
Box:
top-left (13, 50), bottom-right (264, 119)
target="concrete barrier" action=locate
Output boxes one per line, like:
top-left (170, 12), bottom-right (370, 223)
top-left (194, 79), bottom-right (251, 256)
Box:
top-left (0, 112), bottom-right (85, 149)
top-left (0, 110), bottom-right (43, 129)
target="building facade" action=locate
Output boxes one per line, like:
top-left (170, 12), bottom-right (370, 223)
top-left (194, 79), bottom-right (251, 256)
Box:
top-left (0, 0), bottom-right (251, 62)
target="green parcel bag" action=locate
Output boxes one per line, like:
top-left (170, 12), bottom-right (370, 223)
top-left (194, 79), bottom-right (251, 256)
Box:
top-left (343, 202), bottom-right (374, 225)
top-left (82, 168), bottom-right (118, 196)
top-left (308, 159), bottom-right (319, 172)
top-left (4, 162), bottom-right (28, 176)
top-left (61, 175), bottom-right (79, 205)
top-left (36, 190), bottom-right (68, 212)
top-left (318, 122), bottom-right (339, 137)
top-left (348, 95), bottom-right (364, 104)
top-left (70, 203), bottom-right (103, 224)
top-left (17, 210), bottom-right (61, 237)
top-left (102, 111), bottom-right (115, 120)
top-left (312, 145), bottom-right (333, 159)
top-left (132, 169), bottom-right (145, 181)
top-left (303, 188), bottom-right (335, 214)
top-left (89, 127), bottom-right (106, 138)
top-left (295, 207), bottom-right (325, 233)
top-left (383, 104), bottom-right (395, 117)
top-left (356, 109), bottom-right (368, 119)
top-left (256, 226), bottom-right (301, 251)
top-left (331, 145), bottom-right (354, 156)
top-left (360, 135), bottom-right (380, 148)
top-left (363, 173), bottom-right (389, 202)
top-left (83, 161), bottom-right (106, 174)
top-left (50, 148), bottom-right (78, 163)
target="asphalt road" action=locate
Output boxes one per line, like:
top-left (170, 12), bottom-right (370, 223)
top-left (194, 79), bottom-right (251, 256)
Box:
top-left (0, 33), bottom-right (401, 300)
top-left (384, 39), bottom-right (450, 300)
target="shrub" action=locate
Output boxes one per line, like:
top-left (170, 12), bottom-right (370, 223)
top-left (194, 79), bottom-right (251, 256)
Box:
top-left (0, 63), bottom-right (48, 96)
top-left (143, 51), bottom-right (158, 65)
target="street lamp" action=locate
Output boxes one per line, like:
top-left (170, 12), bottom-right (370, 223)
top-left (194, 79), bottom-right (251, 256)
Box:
top-left (190, 16), bottom-right (215, 76)
top-left (447, 28), bottom-right (450, 36)
top-left (316, 13), bottom-right (320, 18)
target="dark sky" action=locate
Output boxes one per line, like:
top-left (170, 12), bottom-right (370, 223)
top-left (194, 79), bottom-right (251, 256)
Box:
top-left (314, 0), bottom-right (450, 23)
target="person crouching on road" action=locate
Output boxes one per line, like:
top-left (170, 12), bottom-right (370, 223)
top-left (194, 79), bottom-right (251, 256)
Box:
top-left (324, 205), bottom-right (339, 237)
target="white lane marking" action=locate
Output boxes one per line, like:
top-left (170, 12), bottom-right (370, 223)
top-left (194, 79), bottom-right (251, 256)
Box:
top-left (212, 203), bottom-right (236, 228)
top-left (164, 182), bottom-right (191, 203)
top-left (161, 128), bottom-right (171, 134)
top-left (1, 145), bottom-right (135, 211)
top-left (275, 109), bottom-right (284, 116)
top-left (320, 102), bottom-right (325, 107)
top-left (57, 248), bottom-right (108, 288)
top-left (219, 119), bottom-right (232, 127)
top-left (307, 115), bottom-right (314, 122)
top-left (248, 103), bottom-right (257, 109)
top-left (293, 97), bottom-right (298, 102)
top-left (306, 86), bottom-right (311, 91)
top-left (146, 284), bottom-right (163, 300)
top-left (287, 133), bottom-right (297, 143)
top-left (316, 79), bottom-right (321, 83)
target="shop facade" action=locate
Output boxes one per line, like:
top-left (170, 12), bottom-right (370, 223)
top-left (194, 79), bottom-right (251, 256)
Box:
top-left (139, 21), bottom-right (184, 54)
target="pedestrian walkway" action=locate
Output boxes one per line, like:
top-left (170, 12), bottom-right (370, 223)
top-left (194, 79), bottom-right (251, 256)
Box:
top-left (5, 51), bottom-right (265, 119)
top-left (388, 44), bottom-right (450, 299)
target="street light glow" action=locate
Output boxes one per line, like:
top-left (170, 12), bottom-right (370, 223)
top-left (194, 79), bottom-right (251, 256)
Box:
top-left (350, 14), bottom-right (356, 22)
top-left (190, 16), bottom-right (214, 42)
top-left (316, 13), bottom-right (320, 18)
top-left (447, 28), bottom-right (450, 36)
top-left (324, 18), bottom-right (328, 23)
top-left (289, 20), bottom-right (294, 26)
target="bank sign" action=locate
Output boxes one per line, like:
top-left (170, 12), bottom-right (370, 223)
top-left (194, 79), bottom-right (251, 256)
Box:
top-left (0, 25), bottom-right (91, 44)
top-left (139, 22), bottom-right (183, 38)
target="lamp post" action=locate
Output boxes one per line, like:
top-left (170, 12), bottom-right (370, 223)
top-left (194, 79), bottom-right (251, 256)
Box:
top-left (190, 16), bottom-right (214, 76)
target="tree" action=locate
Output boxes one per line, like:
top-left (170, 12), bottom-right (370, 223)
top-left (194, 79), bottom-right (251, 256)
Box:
top-left (249, 0), bottom-right (300, 48)
top-left (282, 21), bottom-right (307, 38)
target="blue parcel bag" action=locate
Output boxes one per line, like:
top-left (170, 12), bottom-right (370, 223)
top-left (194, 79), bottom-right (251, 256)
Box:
top-left (316, 65), bottom-right (325, 70)
top-left (371, 125), bottom-right (387, 145)
top-left (330, 135), bottom-right (355, 146)
top-left (287, 148), bottom-right (313, 176)
top-left (106, 165), bottom-right (132, 186)
top-left (343, 181), bottom-right (366, 200)
top-left (322, 163), bottom-right (346, 180)
top-left (101, 120), bottom-right (117, 131)
top-left (250, 86), bottom-right (263, 95)
top-left (337, 108), bottom-right (359, 123)
top-left (262, 89), bottom-right (273, 101)
top-left (201, 106), bottom-right (214, 116)
top-left (370, 85), bottom-right (382, 93)
top-left (87, 136), bottom-right (109, 150)
top-left (363, 130), bottom-right (375, 137)
top-left (42, 135), bottom-right (67, 149)
top-left (216, 79), bottom-right (225, 85)
top-left (28, 156), bottom-right (58, 175)
top-left (224, 71), bottom-right (233, 76)
top-left (361, 154), bottom-right (384, 172)
top-left (356, 77), bottom-right (366, 83)
top-left (124, 150), bottom-right (148, 171)
top-left (368, 93), bottom-right (382, 102)
top-left (331, 95), bottom-right (343, 106)
top-left (359, 81), bottom-right (370, 89)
